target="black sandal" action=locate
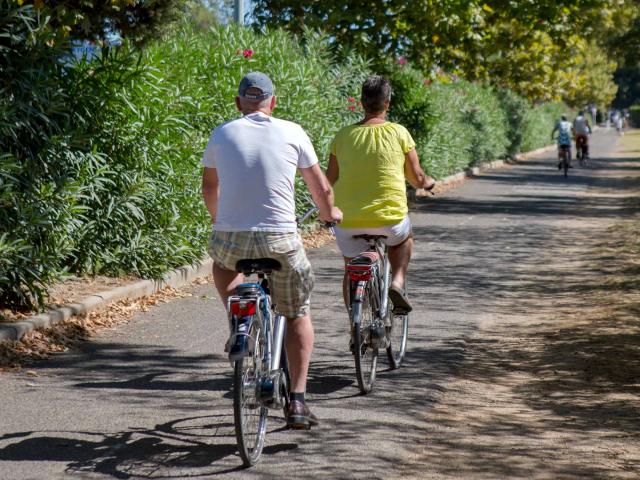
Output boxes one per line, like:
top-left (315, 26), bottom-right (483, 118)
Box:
top-left (389, 284), bottom-right (412, 313)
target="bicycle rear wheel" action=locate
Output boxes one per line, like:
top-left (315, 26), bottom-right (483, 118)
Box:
top-left (386, 312), bottom-right (408, 369)
top-left (562, 154), bottom-right (569, 178)
top-left (233, 317), bottom-right (268, 466)
top-left (351, 285), bottom-right (378, 394)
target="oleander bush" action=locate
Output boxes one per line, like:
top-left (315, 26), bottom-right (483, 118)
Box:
top-left (0, 5), bottom-right (567, 311)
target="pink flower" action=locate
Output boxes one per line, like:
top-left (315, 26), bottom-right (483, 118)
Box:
top-left (348, 105), bottom-right (356, 112)
top-left (423, 79), bottom-right (431, 86)
top-left (397, 56), bottom-right (407, 66)
top-left (347, 97), bottom-right (356, 103)
top-left (243, 49), bottom-right (253, 58)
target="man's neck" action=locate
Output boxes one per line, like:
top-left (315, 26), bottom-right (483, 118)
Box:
top-left (243, 108), bottom-right (271, 116)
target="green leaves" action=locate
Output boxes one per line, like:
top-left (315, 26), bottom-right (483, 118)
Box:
top-left (252, 0), bottom-right (632, 105)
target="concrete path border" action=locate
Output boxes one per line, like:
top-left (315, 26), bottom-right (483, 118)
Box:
top-left (0, 143), bottom-right (555, 343)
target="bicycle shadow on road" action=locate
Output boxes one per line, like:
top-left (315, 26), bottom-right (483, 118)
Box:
top-left (0, 415), bottom-right (298, 477)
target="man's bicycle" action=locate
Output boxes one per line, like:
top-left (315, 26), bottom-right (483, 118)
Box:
top-left (346, 235), bottom-right (409, 394)
top-left (227, 258), bottom-right (291, 467)
top-left (227, 208), bottom-right (333, 466)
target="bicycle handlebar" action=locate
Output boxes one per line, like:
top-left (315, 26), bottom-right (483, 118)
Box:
top-left (423, 182), bottom-right (436, 196)
top-left (297, 206), bottom-right (318, 225)
top-left (297, 206), bottom-right (336, 230)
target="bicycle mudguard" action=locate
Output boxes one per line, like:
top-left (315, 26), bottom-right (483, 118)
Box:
top-left (350, 280), bottom-right (367, 304)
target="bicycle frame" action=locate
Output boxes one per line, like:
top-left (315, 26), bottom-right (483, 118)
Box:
top-left (346, 240), bottom-right (390, 321)
top-left (227, 280), bottom-right (288, 407)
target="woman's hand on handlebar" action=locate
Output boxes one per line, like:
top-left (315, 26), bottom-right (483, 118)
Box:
top-left (423, 176), bottom-right (436, 191)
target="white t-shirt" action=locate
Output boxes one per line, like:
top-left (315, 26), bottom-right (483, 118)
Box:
top-left (573, 116), bottom-right (590, 135)
top-left (202, 112), bottom-right (318, 232)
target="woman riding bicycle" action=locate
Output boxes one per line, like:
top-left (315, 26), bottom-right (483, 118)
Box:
top-left (326, 75), bottom-right (435, 314)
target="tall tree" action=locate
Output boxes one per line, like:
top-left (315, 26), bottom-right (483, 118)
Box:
top-left (252, 0), bottom-right (630, 104)
top-left (11, 0), bottom-right (186, 44)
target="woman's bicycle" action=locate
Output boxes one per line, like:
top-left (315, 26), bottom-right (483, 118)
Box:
top-left (346, 235), bottom-right (409, 394)
top-left (227, 258), bottom-right (291, 467)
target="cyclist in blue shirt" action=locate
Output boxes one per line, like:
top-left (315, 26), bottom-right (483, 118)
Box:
top-left (552, 115), bottom-right (574, 169)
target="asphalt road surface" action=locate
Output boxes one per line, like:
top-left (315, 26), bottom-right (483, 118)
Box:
top-left (0, 130), bottom-right (621, 479)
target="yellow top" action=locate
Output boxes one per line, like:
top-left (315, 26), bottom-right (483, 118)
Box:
top-left (330, 122), bottom-right (415, 228)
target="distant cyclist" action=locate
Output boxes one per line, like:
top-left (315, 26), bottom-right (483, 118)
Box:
top-left (326, 75), bottom-right (435, 313)
top-left (551, 114), bottom-right (573, 169)
top-left (573, 110), bottom-right (591, 161)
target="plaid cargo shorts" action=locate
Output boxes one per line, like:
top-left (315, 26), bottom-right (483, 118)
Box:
top-left (208, 230), bottom-right (315, 319)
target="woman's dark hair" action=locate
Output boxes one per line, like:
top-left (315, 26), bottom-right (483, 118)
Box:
top-left (361, 75), bottom-right (392, 114)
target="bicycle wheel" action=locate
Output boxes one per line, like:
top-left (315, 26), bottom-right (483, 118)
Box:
top-left (562, 153), bottom-right (569, 178)
top-left (233, 317), bottom-right (268, 466)
top-left (386, 311), bottom-right (408, 369)
top-left (351, 285), bottom-right (378, 394)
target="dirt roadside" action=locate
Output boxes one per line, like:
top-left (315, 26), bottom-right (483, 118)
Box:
top-left (397, 132), bottom-right (640, 479)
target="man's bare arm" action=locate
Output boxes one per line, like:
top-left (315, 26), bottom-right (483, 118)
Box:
top-left (299, 163), bottom-right (342, 223)
top-left (202, 167), bottom-right (219, 223)
top-left (404, 149), bottom-right (435, 190)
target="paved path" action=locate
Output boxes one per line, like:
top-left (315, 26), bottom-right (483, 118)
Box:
top-left (0, 130), bottom-right (625, 479)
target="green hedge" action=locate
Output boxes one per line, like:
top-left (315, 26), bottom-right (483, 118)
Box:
top-left (0, 8), bottom-right (567, 311)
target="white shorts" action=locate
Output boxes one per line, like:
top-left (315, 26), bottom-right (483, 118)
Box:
top-left (334, 217), bottom-right (412, 258)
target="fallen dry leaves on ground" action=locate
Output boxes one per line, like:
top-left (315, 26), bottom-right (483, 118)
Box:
top-left (0, 282), bottom-right (206, 370)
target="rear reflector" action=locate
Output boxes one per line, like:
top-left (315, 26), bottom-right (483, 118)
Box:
top-left (230, 300), bottom-right (256, 316)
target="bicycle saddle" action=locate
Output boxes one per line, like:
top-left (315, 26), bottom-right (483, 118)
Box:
top-left (352, 234), bottom-right (387, 241)
top-left (235, 258), bottom-right (282, 274)
top-left (349, 251), bottom-right (379, 265)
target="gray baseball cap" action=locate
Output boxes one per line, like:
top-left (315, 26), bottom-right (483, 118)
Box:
top-left (238, 71), bottom-right (274, 100)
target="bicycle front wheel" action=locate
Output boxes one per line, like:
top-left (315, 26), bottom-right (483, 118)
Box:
top-left (386, 312), bottom-right (408, 369)
top-left (233, 318), bottom-right (268, 467)
top-left (351, 286), bottom-right (378, 394)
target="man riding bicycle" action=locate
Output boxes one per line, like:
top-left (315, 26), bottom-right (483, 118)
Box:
top-left (573, 110), bottom-right (591, 160)
top-left (201, 72), bottom-right (342, 429)
top-left (326, 75), bottom-right (435, 314)
top-left (551, 114), bottom-right (573, 169)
